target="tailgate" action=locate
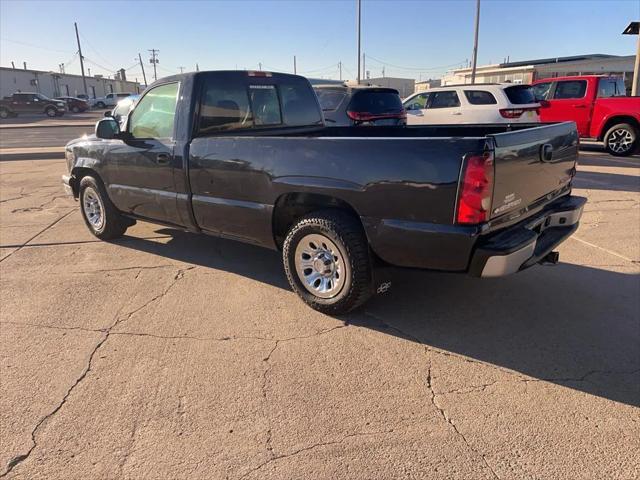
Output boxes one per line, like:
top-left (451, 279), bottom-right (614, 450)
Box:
top-left (489, 122), bottom-right (578, 220)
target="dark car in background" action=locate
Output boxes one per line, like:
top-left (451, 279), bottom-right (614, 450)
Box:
top-left (314, 84), bottom-right (406, 126)
top-left (55, 96), bottom-right (90, 113)
top-left (0, 92), bottom-right (66, 118)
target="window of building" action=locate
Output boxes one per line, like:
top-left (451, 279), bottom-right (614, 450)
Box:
top-left (464, 90), bottom-right (497, 105)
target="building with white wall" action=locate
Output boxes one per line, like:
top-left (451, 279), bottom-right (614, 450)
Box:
top-left (0, 66), bottom-right (141, 99)
top-left (442, 54), bottom-right (635, 91)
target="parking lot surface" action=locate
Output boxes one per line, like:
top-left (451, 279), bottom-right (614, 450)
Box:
top-left (0, 150), bottom-right (639, 479)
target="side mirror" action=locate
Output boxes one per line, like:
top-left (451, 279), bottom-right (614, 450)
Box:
top-left (95, 118), bottom-right (120, 139)
top-left (104, 110), bottom-right (113, 118)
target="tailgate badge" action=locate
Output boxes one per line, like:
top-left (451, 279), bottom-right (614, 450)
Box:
top-left (493, 193), bottom-right (522, 214)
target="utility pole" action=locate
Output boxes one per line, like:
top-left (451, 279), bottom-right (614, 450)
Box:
top-left (258, 62), bottom-right (262, 71)
top-left (470, 0), bottom-right (481, 84)
top-left (137, 53), bottom-right (148, 87)
top-left (622, 22), bottom-right (639, 96)
top-left (356, 0), bottom-right (362, 84)
top-left (74, 22), bottom-right (88, 96)
top-left (293, 55), bottom-right (297, 74)
top-left (382, 66), bottom-right (385, 78)
top-left (362, 53), bottom-right (366, 81)
top-left (339, 61), bottom-right (342, 81)
top-left (196, 63), bottom-right (199, 72)
top-left (179, 66), bottom-right (185, 74)
top-left (149, 49), bottom-right (159, 81)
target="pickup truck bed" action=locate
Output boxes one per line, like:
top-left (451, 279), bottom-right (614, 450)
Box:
top-left (62, 70), bottom-right (586, 313)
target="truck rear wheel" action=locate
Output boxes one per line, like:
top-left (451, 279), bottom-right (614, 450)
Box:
top-left (283, 210), bottom-right (373, 314)
top-left (0, 108), bottom-right (9, 119)
top-left (45, 106), bottom-right (57, 117)
top-left (79, 176), bottom-right (128, 240)
top-left (604, 123), bottom-right (637, 157)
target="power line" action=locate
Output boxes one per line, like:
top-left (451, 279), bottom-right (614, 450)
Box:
top-left (1, 37), bottom-right (74, 54)
top-left (365, 55), bottom-right (466, 72)
top-left (79, 32), bottom-right (117, 69)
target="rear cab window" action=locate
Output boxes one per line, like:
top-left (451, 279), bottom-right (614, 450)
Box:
top-left (553, 81), bottom-right (587, 99)
top-left (503, 85), bottom-right (537, 104)
top-left (464, 90), bottom-right (497, 105)
top-left (197, 72), bottom-right (322, 134)
top-left (532, 82), bottom-right (552, 101)
top-left (348, 89), bottom-right (403, 114)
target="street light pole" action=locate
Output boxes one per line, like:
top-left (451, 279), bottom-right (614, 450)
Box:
top-left (470, 0), bottom-right (481, 84)
top-left (356, 0), bottom-right (362, 84)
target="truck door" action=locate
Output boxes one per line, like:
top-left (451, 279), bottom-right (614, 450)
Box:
top-left (102, 81), bottom-right (183, 225)
top-left (544, 80), bottom-right (591, 137)
top-left (10, 93), bottom-right (36, 113)
top-left (404, 93), bottom-right (429, 125)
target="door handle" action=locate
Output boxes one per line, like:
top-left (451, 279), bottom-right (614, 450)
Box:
top-left (156, 153), bottom-right (171, 165)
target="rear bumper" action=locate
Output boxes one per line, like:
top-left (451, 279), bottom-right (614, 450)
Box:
top-left (363, 194), bottom-right (586, 275)
top-left (468, 195), bottom-right (586, 277)
top-left (62, 174), bottom-right (74, 197)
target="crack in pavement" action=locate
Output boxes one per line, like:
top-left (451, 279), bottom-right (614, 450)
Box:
top-left (0, 208), bottom-right (75, 264)
top-left (73, 264), bottom-right (178, 275)
top-left (238, 428), bottom-right (397, 479)
top-left (0, 266), bottom-right (197, 477)
top-left (426, 363), bottom-right (500, 480)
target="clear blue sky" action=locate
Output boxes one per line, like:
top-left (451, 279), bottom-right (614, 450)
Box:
top-left (1, 0), bottom-right (638, 82)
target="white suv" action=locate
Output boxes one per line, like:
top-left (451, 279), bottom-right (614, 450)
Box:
top-left (91, 92), bottom-right (134, 109)
top-left (403, 84), bottom-right (540, 125)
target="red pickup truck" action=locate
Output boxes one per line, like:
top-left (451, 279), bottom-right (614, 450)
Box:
top-left (532, 75), bottom-right (639, 156)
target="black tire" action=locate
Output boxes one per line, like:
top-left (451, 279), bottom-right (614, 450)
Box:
top-left (45, 106), bottom-right (57, 117)
top-left (72, 106), bottom-right (80, 113)
top-left (96, 101), bottom-right (106, 109)
top-left (78, 176), bottom-right (128, 240)
top-left (604, 123), bottom-right (637, 157)
top-left (0, 108), bottom-right (9, 119)
top-left (283, 210), bottom-right (373, 314)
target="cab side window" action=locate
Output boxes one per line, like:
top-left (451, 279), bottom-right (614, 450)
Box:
top-left (128, 82), bottom-right (179, 139)
top-left (405, 93), bottom-right (429, 110)
top-left (553, 81), bottom-right (587, 99)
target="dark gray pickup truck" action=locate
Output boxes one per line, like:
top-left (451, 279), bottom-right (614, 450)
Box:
top-left (62, 70), bottom-right (586, 313)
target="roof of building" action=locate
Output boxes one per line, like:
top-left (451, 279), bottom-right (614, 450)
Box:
top-left (498, 54), bottom-right (617, 69)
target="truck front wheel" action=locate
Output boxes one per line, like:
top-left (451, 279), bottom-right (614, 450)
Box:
top-left (79, 176), bottom-right (129, 240)
top-left (45, 106), bottom-right (57, 117)
top-left (283, 210), bottom-right (373, 314)
top-left (604, 123), bottom-right (637, 157)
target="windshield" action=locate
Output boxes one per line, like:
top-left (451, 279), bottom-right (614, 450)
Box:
top-left (315, 89), bottom-right (347, 111)
top-left (35, 93), bottom-right (51, 100)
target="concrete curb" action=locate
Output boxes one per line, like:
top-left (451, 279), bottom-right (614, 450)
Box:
top-left (0, 122), bottom-right (95, 129)
top-left (0, 147), bottom-right (65, 161)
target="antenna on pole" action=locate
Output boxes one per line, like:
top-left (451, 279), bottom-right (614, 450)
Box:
top-left (74, 22), bottom-right (88, 96)
top-left (470, 0), bottom-right (481, 84)
top-left (356, 0), bottom-right (362, 84)
top-left (148, 49), bottom-right (159, 81)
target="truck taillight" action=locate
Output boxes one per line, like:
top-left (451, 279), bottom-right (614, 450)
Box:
top-left (456, 151), bottom-right (494, 224)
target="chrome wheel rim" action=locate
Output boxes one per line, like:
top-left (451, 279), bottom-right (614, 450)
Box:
top-left (47, 109), bottom-right (56, 117)
top-left (607, 129), bottom-right (634, 154)
top-left (82, 187), bottom-right (104, 230)
top-left (294, 233), bottom-right (347, 299)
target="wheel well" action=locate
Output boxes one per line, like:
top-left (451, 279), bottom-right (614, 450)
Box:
top-left (599, 116), bottom-right (640, 140)
top-left (70, 167), bottom-right (100, 198)
top-left (272, 192), bottom-right (363, 249)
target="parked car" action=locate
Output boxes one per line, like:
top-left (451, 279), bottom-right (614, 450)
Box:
top-left (55, 96), bottom-right (90, 113)
top-left (403, 84), bottom-right (540, 125)
top-left (314, 84), bottom-right (406, 126)
top-left (0, 92), bottom-right (66, 118)
top-left (76, 94), bottom-right (90, 101)
top-left (91, 92), bottom-right (134, 109)
top-left (62, 70), bottom-right (585, 314)
top-left (105, 94), bottom-right (140, 126)
top-left (532, 75), bottom-right (640, 156)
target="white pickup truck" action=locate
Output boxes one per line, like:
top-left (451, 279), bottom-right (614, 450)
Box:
top-left (91, 92), bottom-right (134, 109)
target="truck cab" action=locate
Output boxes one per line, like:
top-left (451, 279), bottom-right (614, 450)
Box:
top-left (532, 75), bottom-right (640, 156)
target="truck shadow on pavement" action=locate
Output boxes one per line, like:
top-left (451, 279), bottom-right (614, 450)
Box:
top-left (573, 171), bottom-right (640, 193)
top-left (118, 228), bottom-right (640, 408)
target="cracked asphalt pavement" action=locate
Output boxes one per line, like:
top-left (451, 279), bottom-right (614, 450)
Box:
top-left (0, 151), bottom-right (639, 479)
